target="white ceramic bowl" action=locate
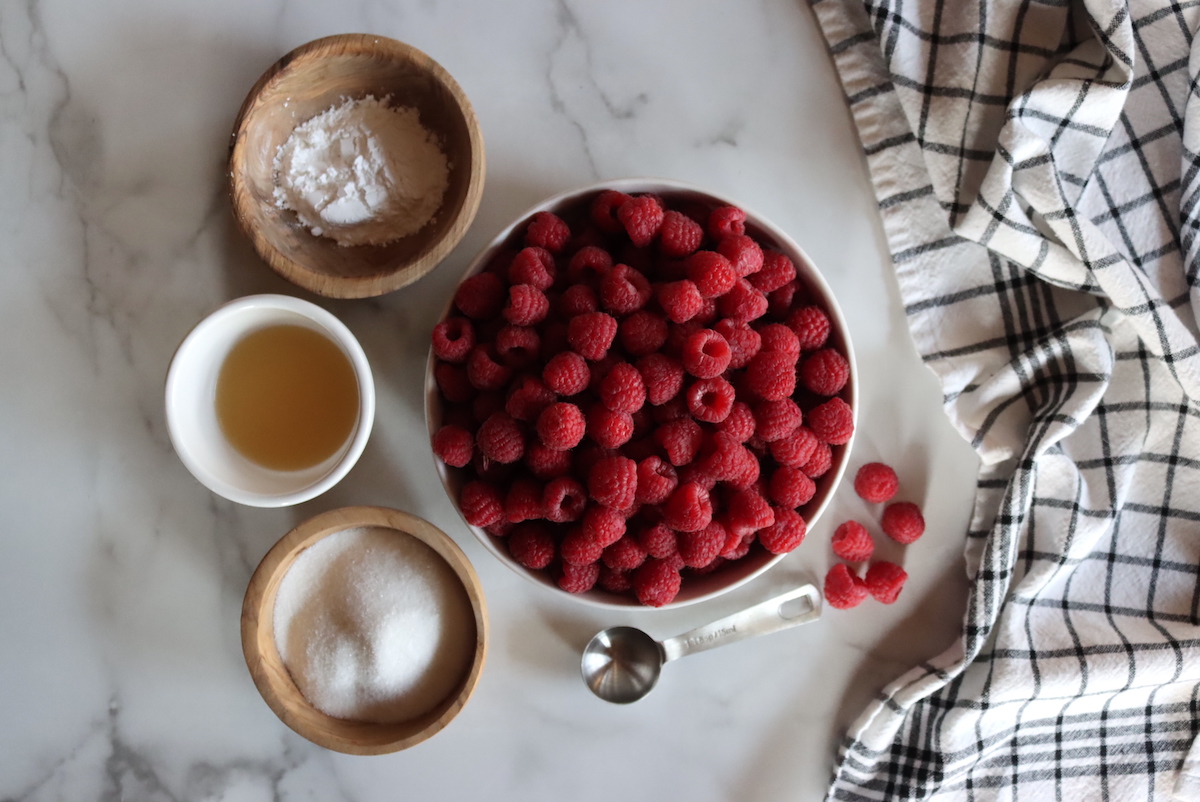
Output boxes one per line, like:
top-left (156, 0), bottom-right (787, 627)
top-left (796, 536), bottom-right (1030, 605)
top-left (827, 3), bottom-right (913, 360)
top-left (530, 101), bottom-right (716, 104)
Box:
top-left (425, 179), bottom-right (857, 608)
top-left (166, 294), bottom-right (375, 507)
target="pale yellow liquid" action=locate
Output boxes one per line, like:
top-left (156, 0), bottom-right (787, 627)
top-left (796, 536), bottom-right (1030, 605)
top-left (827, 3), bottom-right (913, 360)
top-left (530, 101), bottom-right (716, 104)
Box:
top-left (216, 324), bottom-right (359, 472)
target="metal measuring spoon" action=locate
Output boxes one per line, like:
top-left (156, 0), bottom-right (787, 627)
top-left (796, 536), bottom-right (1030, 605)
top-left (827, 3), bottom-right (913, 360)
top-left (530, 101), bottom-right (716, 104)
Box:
top-left (581, 583), bottom-right (821, 703)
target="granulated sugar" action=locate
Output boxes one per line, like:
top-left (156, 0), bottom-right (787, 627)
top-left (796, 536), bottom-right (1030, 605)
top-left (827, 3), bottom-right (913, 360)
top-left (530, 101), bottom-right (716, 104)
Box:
top-left (272, 96), bottom-right (449, 247)
top-left (272, 526), bottom-right (474, 723)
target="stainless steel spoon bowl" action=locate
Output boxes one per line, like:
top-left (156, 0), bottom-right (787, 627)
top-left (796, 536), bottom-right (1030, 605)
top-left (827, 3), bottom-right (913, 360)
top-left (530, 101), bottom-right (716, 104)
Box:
top-left (581, 583), bottom-right (822, 704)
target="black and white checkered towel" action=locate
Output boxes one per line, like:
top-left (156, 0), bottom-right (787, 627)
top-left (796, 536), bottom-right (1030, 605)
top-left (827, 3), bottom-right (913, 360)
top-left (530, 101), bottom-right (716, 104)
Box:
top-left (808, 0), bottom-right (1200, 799)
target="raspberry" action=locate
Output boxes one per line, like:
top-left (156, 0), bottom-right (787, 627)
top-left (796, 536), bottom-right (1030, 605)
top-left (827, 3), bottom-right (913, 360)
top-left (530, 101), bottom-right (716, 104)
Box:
top-left (484, 519), bottom-right (514, 538)
top-left (508, 246), bottom-right (555, 289)
top-left (587, 404), bottom-right (634, 448)
top-left (802, 349), bottom-right (850, 396)
top-left (753, 399), bottom-right (803, 442)
top-left (561, 528), bottom-right (605, 566)
top-left (865, 561), bottom-right (908, 604)
top-left (651, 394), bottom-right (688, 424)
top-left (599, 564), bottom-right (633, 594)
top-left (587, 355), bottom-right (618, 393)
top-left (882, 502), bottom-right (925, 544)
top-left (727, 488), bottom-right (774, 536)
top-left (758, 507), bottom-right (807, 554)
top-left (659, 210), bottom-right (704, 258)
top-left (748, 251), bottom-right (796, 293)
top-left (567, 245), bottom-right (614, 284)
top-left (505, 478), bottom-right (544, 523)
top-left (716, 234), bottom-right (764, 277)
top-left (633, 559), bottom-right (682, 607)
top-left (466, 345), bottom-right (512, 391)
top-left (557, 561), bottom-right (601, 593)
top-left (678, 521), bottom-right (726, 568)
top-left (663, 483), bottom-right (713, 532)
top-left (619, 310), bottom-right (669, 356)
top-left (694, 298), bottom-right (719, 326)
top-left (855, 462), bottom-right (899, 503)
top-left (655, 417), bottom-right (703, 465)
top-left (599, 264), bottom-right (652, 315)
top-left (768, 280), bottom-right (802, 318)
top-left (543, 351), bottom-right (590, 396)
top-left (744, 351), bottom-right (796, 401)
top-left (831, 521), bottom-right (874, 562)
top-left (582, 505), bottom-right (627, 547)
top-left (477, 412), bottom-right (525, 463)
top-left (505, 375), bottom-right (555, 421)
top-left (657, 280), bottom-right (705, 323)
top-left (686, 377), bottom-right (736, 423)
top-left (824, 563), bottom-right (868, 609)
top-left (588, 456), bottom-right (638, 510)
top-left (638, 353), bottom-right (685, 406)
top-left (717, 401), bottom-right (756, 442)
top-left (809, 397), bottom-right (854, 445)
top-left (706, 205), bottom-right (746, 240)
top-left (454, 272), bottom-right (505, 320)
top-left (635, 456), bottom-right (678, 504)
top-left (681, 329), bottom-right (732, 379)
top-left (801, 442), bottom-right (833, 478)
top-left (503, 284), bottom-right (550, 327)
top-left (525, 211), bottom-right (570, 253)
top-left (663, 320), bottom-right (702, 360)
top-left (722, 536), bottom-right (752, 561)
top-left (678, 462), bottom-right (718, 491)
top-left (636, 522), bottom-right (678, 559)
top-left (525, 441), bottom-right (572, 479)
top-left (559, 284), bottom-right (599, 317)
top-left (769, 466), bottom-right (816, 508)
top-left (542, 476), bottom-right (586, 523)
top-left (459, 481), bottom-right (503, 527)
top-left (618, 195), bottom-right (665, 247)
top-left (771, 426), bottom-right (818, 468)
top-left (495, 326), bottom-right (540, 370)
top-left (757, 323), bottom-right (801, 361)
top-left (591, 190), bottom-right (633, 235)
top-left (431, 318), bottom-right (475, 363)
top-left (599, 363), bottom-right (647, 413)
top-left (725, 447), bottom-right (761, 489)
top-left (787, 306), bottom-right (831, 350)
top-left (714, 318), bottom-right (763, 369)
top-left (718, 279), bottom-right (769, 323)
top-left (697, 432), bottom-right (745, 481)
top-left (508, 523), bottom-right (556, 569)
top-left (567, 312), bottom-right (618, 361)
top-left (536, 402), bottom-right (585, 450)
top-left (432, 424), bottom-right (473, 468)
top-left (686, 251), bottom-right (737, 299)
top-left (603, 536), bottom-right (648, 571)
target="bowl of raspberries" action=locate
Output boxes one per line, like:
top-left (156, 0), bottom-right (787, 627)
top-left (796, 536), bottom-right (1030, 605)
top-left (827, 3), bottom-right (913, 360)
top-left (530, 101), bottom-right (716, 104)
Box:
top-left (426, 179), bottom-right (856, 608)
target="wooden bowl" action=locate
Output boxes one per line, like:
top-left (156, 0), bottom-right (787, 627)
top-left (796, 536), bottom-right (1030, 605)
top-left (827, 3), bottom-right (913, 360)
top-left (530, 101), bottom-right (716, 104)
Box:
top-left (229, 34), bottom-right (485, 299)
top-left (424, 178), bottom-right (858, 609)
top-left (241, 506), bottom-right (487, 754)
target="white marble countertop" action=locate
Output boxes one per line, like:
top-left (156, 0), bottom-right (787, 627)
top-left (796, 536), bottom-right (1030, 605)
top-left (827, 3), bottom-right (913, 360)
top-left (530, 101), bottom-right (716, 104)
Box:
top-left (0, 1), bottom-right (981, 800)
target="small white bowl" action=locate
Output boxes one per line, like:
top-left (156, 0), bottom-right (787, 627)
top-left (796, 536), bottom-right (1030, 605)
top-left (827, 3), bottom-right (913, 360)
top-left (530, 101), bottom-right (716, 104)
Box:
top-left (166, 294), bottom-right (375, 507)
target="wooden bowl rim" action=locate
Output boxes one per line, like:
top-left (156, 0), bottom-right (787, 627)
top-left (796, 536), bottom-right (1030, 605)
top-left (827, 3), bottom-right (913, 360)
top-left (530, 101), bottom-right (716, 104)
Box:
top-left (228, 33), bottom-right (486, 299)
top-left (240, 505), bottom-right (488, 754)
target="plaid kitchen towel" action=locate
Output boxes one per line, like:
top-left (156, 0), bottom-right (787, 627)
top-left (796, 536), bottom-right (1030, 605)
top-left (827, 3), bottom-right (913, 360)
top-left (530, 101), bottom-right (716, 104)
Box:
top-left (807, 0), bottom-right (1200, 799)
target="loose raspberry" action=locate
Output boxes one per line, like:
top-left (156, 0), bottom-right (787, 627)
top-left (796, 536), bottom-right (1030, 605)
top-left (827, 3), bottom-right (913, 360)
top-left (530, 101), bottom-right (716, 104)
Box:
top-left (618, 195), bottom-right (665, 247)
top-left (459, 481), bottom-right (503, 527)
top-left (432, 424), bottom-right (473, 468)
top-left (477, 412), bottom-right (525, 463)
top-left (824, 563), bottom-right (868, 609)
top-left (758, 507), bottom-right (807, 554)
top-left (678, 521), bottom-right (725, 568)
top-left (855, 462), bottom-right (899, 503)
top-left (559, 284), bottom-right (599, 317)
top-left (681, 329), bottom-right (732, 379)
top-left (754, 399), bottom-right (803, 442)
top-left (800, 441), bottom-right (833, 478)
top-left (633, 559), bottom-right (682, 607)
top-left (768, 280), bottom-right (802, 318)
top-left (678, 462), bottom-right (718, 491)
top-left (697, 432), bottom-right (744, 481)
top-left (591, 190), bottom-right (633, 235)
top-left (636, 522), bottom-right (678, 559)
top-left (495, 326), bottom-right (540, 370)
top-left (543, 476), bottom-right (586, 523)
top-left (508, 523), bottom-right (555, 569)
top-left (727, 488), bottom-right (775, 536)
top-left (508, 246), bottom-right (556, 289)
top-left (706, 205), bottom-right (746, 240)
top-left (588, 456), bottom-right (638, 510)
top-left (543, 351), bottom-right (590, 396)
top-left (722, 535), bottom-right (752, 561)
top-left (525, 211), bottom-right (571, 253)
top-left (557, 560), bottom-right (601, 593)
top-left (714, 318), bottom-right (763, 368)
top-left (882, 502), bottom-right (925, 544)
top-left (599, 362), bottom-right (647, 413)
top-left (536, 402), bottom-right (585, 450)
top-left (769, 466), bottom-right (816, 508)
top-left (651, 394), bottom-right (688, 424)
top-left (587, 404), bottom-right (634, 448)
top-left (663, 483), bottom-right (713, 532)
top-left (686, 251), bottom-right (737, 299)
top-left (694, 298), bottom-right (719, 326)
top-left (808, 397), bottom-right (854, 444)
top-left (582, 504), bottom-right (627, 547)
top-left (635, 456), bottom-right (678, 504)
top-left (505, 375), bottom-right (555, 421)
top-left (748, 251), bottom-right (796, 293)
top-left (717, 401), bottom-right (756, 442)
top-left (744, 351), bottom-right (796, 401)
top-left (587, 355), bottom-right (617, 393)
top-left (561, 527), bottom-right (605, 566)
top-left (503, 284), bottom-right (550, 327)
top-left (431, 318), bottom-right (476, 363)
top-left (663, 319), bottom-right (703, 360)
top-left (756, 323), bottom-right (801, 361)
top-left (787, 305), bottom-right (831, 350)
top-left (771, 426), bottom-right (819, 468)
top-left (466, 345), bottom-right (512, 391)
top-left (657, 280), bottom-right (705, 323)
top-left (619, 310), bottom-right (669, 356)
top-left (718, 279), bottom-right (769, 323)
top-left (567, 312), bottom-right (618, 361)
top-left (567, 245), bottom-right (614, 284)
top-left (603, 536), bottom-right (648, 571)
top-left (717, 234), bottom-right (764, 277)
top-left (725, 447), bottom-right (761, 490)
top-left (484, 519), bottom-right (514, 538)
top-left (686, 377), bottom-right (736, 423)
top-left (865, 561), bottom-right (908, 604)
top-left (802, 349), bottom-right (850, 396)
top-left (831, 521), bottom-right (874, 562)
top-left (454, 272), bottom-right (505, 320)
top-left (525, 441), bottom-right (572, 480)
top-left (600, 264), bottom-right (652, 315)
top-left (598, 564), bottom-right (633, 594)
top-left (655, 417), bottom-right (703, 465)
top-left (505, 478), bottom-right (544, 523)
top-left (659, 210), bottom-right (704, 258)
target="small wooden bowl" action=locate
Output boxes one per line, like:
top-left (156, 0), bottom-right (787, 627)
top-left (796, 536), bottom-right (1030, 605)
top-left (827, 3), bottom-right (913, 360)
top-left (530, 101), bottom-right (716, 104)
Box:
top-left (241, 506), bottom-right (488, 755)
top-left (229, 34), bottom-right (485, 298)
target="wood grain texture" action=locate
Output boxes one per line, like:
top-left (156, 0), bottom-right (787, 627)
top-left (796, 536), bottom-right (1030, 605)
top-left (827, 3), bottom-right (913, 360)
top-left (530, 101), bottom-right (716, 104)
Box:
top-left (240, 506), bottom-right (488, 755)
top-left (229, 34), bottom-right (485, 299)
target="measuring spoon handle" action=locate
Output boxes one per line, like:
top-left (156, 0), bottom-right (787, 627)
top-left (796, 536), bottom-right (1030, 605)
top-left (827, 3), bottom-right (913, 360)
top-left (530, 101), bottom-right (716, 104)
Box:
top-left (659, 583), bottom-right (822, 664)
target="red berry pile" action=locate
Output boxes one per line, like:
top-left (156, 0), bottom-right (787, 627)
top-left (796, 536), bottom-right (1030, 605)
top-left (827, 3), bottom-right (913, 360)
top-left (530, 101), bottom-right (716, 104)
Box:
top-left (431, 190), bottom-right (853, 606)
